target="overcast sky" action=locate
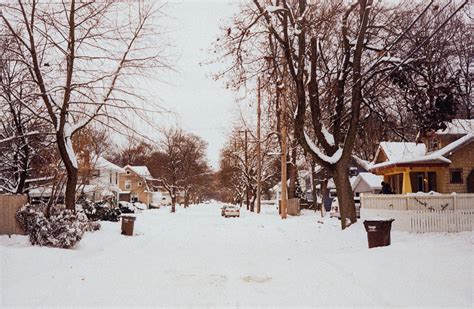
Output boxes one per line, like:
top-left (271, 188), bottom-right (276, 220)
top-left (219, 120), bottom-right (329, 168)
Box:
top-left (155, 0), bottom-right (241, 169)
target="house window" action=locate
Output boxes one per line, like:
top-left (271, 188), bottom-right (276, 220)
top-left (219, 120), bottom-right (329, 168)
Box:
top-left (126, 170), bottom-right (131, 175)
top-left (90, 169), bottom-right (100, 177)
top-left (125, 180), bottom-right (132, 190)
top-left (429, 138), bottom-right (439, 151)
top-left (115, 172), bottom-right (118, 185)
top-left (349, 167), bottom-right (358, 176)
top-left (450, 169), bottom-right (463, 184)
top-left (109, 172), bottom-right (112, 184)
top-left (138, 181), bottom-right (142, 187)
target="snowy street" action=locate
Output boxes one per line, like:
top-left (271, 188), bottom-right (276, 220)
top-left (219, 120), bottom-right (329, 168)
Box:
top-left (1, 202), bottom-right (472, 307)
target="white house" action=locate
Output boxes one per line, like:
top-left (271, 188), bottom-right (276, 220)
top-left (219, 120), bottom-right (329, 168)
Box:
top-left (351, 172), bottom-right (383, 196)
top-left (81, 156), bottom-right (125, 202)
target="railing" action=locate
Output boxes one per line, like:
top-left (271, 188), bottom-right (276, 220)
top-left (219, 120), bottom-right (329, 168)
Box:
top-left (361, 194), bottom-right (474, 233)
top-left (0, 194), bottom-right (28, 235)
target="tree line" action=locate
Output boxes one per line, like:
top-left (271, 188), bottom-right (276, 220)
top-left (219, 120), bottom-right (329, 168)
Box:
top-left (0, 1), bottom-right (217, 211)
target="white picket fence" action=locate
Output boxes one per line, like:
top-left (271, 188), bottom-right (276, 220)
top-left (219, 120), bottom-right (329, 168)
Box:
top-left (361, 194), bottom-right (474, 233)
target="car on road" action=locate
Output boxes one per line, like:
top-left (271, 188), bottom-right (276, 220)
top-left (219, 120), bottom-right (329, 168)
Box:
top-left (223, 205), bottom-right (240, 218)
top-left (329, 197), bottom-right (360, 219)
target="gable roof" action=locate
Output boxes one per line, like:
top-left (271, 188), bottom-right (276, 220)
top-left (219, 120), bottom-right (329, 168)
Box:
top-left (352, 172), bottom-right (383, 190)
top-left (94, 156), bottom-right (125, 173)
top-left (377, 142), bottom-right (426, 162)
top-left (436, 119), bottom-right (474, 135)
top-left (124, 165), bottom-right (152, 178)
top-left (371, 133), bottom-right (474, 170)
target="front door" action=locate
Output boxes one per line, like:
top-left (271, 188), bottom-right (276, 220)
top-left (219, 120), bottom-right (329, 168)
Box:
top-left (428, 172), bottom-right (437, 192)
top-left (467, 170), bottom-right (474, 193)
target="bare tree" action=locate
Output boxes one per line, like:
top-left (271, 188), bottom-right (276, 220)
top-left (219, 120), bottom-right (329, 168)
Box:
top-left (218, 123), bottom-right (279, 210)
top-left (1, 1), bottom-right (169, 210)
top-left (0, 30), bottom-right (52, 194)
top-left (148, 128), bottom-right (211, 211)
top-left (216, 0), bottom-right (468, 229)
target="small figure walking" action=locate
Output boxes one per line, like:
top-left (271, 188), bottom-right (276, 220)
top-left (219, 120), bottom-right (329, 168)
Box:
top-left (380, 181), bottom-right (393, 194)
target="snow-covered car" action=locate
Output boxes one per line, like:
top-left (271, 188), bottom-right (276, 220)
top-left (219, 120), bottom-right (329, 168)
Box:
top-left (329, 197), bottom-right (360, 219)
top-left (223, 205), bottom-right (240, 218)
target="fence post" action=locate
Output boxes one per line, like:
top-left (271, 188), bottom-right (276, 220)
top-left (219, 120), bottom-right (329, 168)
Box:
top-left (453, 193), bottom-right (457, 210)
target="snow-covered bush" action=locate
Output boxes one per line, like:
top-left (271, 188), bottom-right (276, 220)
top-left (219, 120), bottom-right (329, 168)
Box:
top-left (78, 196), bottom-right (121, 222)
top-left (118, 201), bottom-right (135, 214)
top-left (16, 204), bottom-right (92, 249)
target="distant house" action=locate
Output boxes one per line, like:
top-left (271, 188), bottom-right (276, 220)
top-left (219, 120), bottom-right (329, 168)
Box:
top-left (29, 156), bottom-right (123, 203)
top-left (81, 156), bottom-right (125, 202)
top-left (118, 165), bottom-right (153, 206)
top-left (313, 156), bottom-right (370, 211)
top-left (351, 172), bottom-right (383, 196)
top-left (370, 119), bottom-right (474, 194)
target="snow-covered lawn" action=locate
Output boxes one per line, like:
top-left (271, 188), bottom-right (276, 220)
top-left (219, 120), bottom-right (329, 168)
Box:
top-left (1, 202), bottom-right (472, 307)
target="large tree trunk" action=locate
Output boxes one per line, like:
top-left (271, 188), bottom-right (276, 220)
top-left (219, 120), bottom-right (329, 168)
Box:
top-left (57, 132), bottom-right (78, 210)
top-left (333, 164), bottom-right (356, 229)
top-left (184, 191), bottom-right (190, 208)
top-left (250, 187), bottom-right (257, 212)
top-left (310, 160), bottom-right (321, 215)
top-left (170, 187), bottom-right (176, 212)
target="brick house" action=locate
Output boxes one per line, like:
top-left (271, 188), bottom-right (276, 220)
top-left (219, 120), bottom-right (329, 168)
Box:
top-left (370, 119), bottom-right (474, 194)
top-left (118, 165), bottom-right (153, 206)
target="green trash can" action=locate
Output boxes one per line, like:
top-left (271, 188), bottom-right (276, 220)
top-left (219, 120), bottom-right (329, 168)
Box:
top-left (363, 219), bottom-right (394, 248)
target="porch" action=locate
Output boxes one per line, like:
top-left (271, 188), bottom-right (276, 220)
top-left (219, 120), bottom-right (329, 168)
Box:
top-left (371, 164), bottom-right (448, 194)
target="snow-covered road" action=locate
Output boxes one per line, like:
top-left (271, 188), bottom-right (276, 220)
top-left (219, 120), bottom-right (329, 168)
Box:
top-left (1, 202), bottom-right (472, 307)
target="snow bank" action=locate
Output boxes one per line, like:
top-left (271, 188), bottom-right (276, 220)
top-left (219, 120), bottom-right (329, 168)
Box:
top-left (1, 203), bottom-right (472, 307)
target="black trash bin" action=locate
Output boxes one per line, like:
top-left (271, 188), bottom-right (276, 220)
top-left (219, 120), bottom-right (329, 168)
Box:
top-left (363, 219), bottom-right (394, 248)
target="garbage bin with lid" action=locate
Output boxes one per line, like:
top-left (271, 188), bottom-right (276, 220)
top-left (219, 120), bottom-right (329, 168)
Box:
top-left (363, 219), bottom-right (394, 248)
top-left (121, 214), bottom-right (136, 236)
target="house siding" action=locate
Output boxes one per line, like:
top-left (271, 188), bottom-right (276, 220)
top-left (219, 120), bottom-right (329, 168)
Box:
top-left (118, 170), bottom-right (152, 205)
top-left (437, 142), bottom-right (474, 193)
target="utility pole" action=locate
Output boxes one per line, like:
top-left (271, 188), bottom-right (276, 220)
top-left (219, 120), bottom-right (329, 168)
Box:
top-left (280, 86), bottom-right (287, 219)
top-left (256, 77), bottom-right (262, 214)
top-left (239, 129), bottom-right (250, 211)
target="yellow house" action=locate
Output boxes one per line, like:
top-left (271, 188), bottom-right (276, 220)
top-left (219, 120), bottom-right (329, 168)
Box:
top-left (118, 165), bottom-right (153, 206)
top-left (370, 119), bottom-right (474, 194)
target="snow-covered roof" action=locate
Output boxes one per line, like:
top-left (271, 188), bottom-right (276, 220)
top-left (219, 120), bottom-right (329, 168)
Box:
top-left (318, 176), bottom-right (357, 190)
top-left (436, 119), bottom-right (474, 135)
top-left (371, 133), bottom-right (474, 170)
top-left (378, 142), bottom-right (426, 162)
top-left (298, 170), bottom-right (310, 178)
top-left (124, 165), bottom-right (151, 177)
top-left (352, 172), bottom-right (383, 190)
top-left (28, 186), bottom-right (54, 197)
top-left (94, 156), bottom-right (125, 173)
top-left (427, 133), bottom-right (474, 158)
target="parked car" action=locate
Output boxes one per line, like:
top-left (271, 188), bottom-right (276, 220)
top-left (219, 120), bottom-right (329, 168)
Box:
top-left (223, 205), bottom-right (240, 218)
top-left (329, 197), bottom-right (360, 219)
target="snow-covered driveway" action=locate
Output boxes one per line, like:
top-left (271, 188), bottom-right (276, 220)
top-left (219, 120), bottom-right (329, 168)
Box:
top-left (1, 202), bottom-right (472, 307)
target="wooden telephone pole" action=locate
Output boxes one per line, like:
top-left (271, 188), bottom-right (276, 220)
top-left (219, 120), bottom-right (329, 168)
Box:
top-left (239, 129), bottom-right (250, 210)
top-left (256, 77), bottom-right (262, 214)
top-left (280, 86), bottom-right (287, 219)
